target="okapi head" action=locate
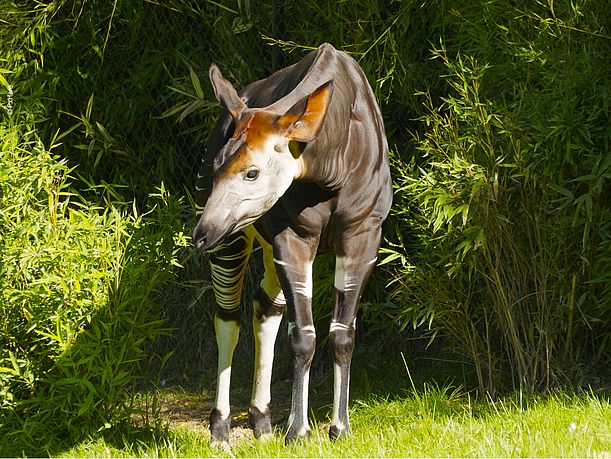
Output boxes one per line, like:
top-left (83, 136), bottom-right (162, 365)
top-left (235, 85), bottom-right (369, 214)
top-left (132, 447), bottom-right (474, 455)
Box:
top-left (193, 65), bottom-right (333, 250)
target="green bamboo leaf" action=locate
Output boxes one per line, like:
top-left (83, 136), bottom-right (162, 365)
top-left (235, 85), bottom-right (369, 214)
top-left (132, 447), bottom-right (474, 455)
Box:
top-left (159, 101), bottom-right (191, 119)
top-left (0, 71), bottom-right (10, 90)
top-left (571, 175), bottom-right (597, 182)
top-left (0, 367), bottom-right (19, 376)
top-left (378, 251), bottom-right (403, 266)
top-left (188, 64), bottom-right (204, 98)
top-left (548, 184), bottom-right (573, 198)
top-left (77, 390), bottom-right (95, 416)
top-left (85, 94), bottom-right (94, 121)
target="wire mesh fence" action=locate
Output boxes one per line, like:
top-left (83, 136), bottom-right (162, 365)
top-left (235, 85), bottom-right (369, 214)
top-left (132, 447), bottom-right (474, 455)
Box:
top-left (51, 2), bottom-right (293, 202)
top-left (46, 0), bottom-right (419, 383)
top-left (49, 0), bottom-right (419, 206)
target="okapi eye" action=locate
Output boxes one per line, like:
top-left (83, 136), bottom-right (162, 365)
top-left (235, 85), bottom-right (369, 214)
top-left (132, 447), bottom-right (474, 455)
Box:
top-left (245, 168), bottom-right (259, 180)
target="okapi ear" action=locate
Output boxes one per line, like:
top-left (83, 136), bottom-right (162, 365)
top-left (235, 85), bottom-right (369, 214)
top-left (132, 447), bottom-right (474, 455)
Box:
top-left (209, 64), bottom-right (246, 119)
top-left (279, 80), bottom-right (334, 143)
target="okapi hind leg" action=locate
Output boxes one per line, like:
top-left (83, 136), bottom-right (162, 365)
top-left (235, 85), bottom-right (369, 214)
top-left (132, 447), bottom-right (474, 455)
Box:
top-left (249, 236), bottom-right (286, 439)
top-left (208, 229), bottom-right (254, 443)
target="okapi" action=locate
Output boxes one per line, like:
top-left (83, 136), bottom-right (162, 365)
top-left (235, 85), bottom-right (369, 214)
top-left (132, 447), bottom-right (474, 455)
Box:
top-left (192, 43), bottom-right (392, 444)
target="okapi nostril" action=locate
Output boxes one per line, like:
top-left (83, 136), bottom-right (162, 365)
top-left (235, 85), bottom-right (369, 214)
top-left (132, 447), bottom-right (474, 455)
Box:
top-left (192, 224), bottom-right (206, 247)
top-left (192, 230), bottom-right (206, 249)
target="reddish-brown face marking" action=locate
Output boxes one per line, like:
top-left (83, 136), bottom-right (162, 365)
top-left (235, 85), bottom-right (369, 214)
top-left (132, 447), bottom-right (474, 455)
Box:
top-left (224, 110), bottom-right (283, 175)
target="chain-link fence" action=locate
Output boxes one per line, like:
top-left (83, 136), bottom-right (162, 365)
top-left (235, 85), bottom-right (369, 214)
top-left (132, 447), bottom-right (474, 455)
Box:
top-left (37, 0), bottom-right (429, 384)
top-left (49, 0), bottom-right (422, 206)
top-left (49, 2), bottom-right (290, 203)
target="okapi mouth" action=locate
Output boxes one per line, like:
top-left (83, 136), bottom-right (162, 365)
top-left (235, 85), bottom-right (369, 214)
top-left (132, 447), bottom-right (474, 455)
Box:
top-left (194, 222), bottom-right (236, 251)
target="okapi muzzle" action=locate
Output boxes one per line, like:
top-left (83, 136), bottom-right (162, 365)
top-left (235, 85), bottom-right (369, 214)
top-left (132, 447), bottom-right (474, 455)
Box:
top-left (192, 65), bottom-right (333, 250)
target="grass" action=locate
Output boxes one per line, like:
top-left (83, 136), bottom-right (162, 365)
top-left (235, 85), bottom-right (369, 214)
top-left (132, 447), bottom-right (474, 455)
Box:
top-left (58, 387), bottom-right (610, 458)
top-left (3, 324), bottom-right (606, 457)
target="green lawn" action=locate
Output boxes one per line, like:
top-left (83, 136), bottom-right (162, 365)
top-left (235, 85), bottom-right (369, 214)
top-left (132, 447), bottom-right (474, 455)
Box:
top-left (60, 387), bottom-right (610, 458)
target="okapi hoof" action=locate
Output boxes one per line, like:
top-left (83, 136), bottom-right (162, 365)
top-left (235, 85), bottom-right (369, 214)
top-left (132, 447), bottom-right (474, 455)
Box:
top-left (210, 438), bottom-right (232, 454)
top-left (329, 424), bottom-right (351, 441)
top-left (284, 426), bottom-right (311, 445)
top-left (248, 406), bottom-right (272, 439)
top-left (209, 408), bottom-right (231, 443)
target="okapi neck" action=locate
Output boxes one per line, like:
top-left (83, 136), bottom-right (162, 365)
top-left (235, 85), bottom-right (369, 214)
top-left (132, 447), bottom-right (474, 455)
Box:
top-left (291, 118), bottom-right (349, 189)
top-left (298, 149), bottom-right (347, 191)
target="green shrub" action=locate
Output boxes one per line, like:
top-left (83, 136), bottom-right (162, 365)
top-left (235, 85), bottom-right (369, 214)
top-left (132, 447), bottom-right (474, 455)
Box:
top-left (387, 1), bottom-right (610, 394)
top-left (0, 122), bottom-right (189, 453)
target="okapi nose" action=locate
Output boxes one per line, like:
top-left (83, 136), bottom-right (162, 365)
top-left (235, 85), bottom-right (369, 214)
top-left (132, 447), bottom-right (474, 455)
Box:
top-left (192, 226), bottom-right (207, 250)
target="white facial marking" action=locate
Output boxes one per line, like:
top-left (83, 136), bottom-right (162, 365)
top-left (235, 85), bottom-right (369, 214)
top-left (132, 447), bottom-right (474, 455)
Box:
top-left (262, 134), bottom-right (300, 181)
top-left (200, 133), bottom-right (303, 239)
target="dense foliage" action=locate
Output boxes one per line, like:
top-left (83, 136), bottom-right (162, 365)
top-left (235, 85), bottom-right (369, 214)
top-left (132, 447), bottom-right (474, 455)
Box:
top-left (386, 2), bottom-right (610, 393)
top-left (0, 5), bottom-right (190, 448)
top-left (0, 124), bottom-right (189, 452)
top-left (0, 0), bottom-right (609, 452)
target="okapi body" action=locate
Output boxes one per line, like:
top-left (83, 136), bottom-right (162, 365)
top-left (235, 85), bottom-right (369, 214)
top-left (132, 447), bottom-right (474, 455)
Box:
top-left (193, 43), bottom-right (392, 444)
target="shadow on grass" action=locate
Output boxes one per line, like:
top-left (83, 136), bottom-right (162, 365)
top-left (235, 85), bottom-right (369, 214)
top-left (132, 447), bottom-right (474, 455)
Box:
top-left (139, 325), bottom-right (477, 441)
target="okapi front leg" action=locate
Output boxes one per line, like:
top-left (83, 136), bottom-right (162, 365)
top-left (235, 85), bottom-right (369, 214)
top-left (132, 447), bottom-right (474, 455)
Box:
top-left (273, 236), bottom-right (318, 444)
top-left (329, 229), bottom-right (381, 440)
top-left (328, 319), bottom-right (355, 440)
top-left (208, 230), bottom-right (254, 443)
top-left (211, 316), bottom-right (239, 442)
top-left (249, 241), bottom-right (286, 438)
